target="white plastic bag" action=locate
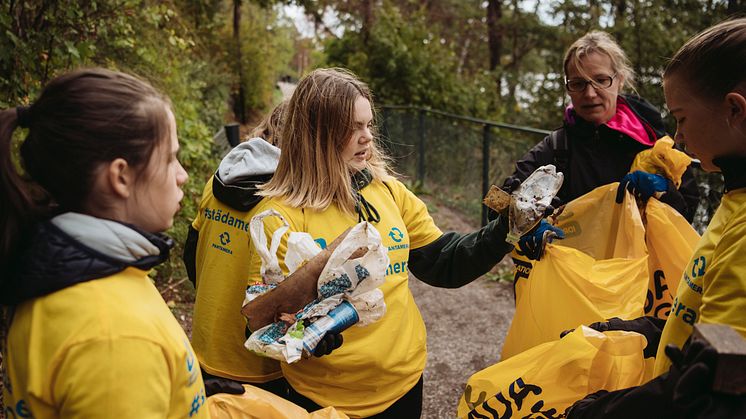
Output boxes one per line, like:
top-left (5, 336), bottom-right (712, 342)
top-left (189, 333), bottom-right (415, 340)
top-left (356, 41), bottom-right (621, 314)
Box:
top-left (245, 214), bottom-right (388, 363)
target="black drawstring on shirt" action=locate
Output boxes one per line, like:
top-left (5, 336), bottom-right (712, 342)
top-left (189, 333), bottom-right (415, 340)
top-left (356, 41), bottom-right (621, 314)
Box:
top-left (352, 169), bottom-right (380, 223)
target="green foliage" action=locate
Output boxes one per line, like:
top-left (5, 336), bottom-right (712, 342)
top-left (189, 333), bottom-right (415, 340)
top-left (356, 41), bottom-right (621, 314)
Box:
top-left (325, 1), bottom-right (489, 116)
top-left (230, 2), bottom-right (297, 115)
top-left (1, 0), bottom-right (232, 287)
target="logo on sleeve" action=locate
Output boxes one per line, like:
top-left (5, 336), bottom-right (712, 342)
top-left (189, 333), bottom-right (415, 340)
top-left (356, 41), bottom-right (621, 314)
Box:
top-left (388, 227), bottom-right (404, 242)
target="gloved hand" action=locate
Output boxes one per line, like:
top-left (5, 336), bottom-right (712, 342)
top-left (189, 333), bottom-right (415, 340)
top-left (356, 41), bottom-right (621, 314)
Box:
top-left (665, 340), bottom-right (717, 407)
top-left (616, 171), bottom-right (670, 204)
top-left (313, 332), bottom-right (343, 357)
top-left (517, 219), bottom-right (565, 261)
top-left (560, 316), bottom-right (666, 358)
top-left (203, 374), bottom-right (246, 397)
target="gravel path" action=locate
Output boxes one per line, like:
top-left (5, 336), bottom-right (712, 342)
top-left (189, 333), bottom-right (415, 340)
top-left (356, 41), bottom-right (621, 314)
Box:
top-left (410, 276), bottom-right (515, 418)
top-left (412, 196), bottom-right (516, 418)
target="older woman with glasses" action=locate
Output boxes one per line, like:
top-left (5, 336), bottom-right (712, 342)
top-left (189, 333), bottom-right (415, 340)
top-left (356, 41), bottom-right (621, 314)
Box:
top-left (500, 31), bottom-right (700, 234)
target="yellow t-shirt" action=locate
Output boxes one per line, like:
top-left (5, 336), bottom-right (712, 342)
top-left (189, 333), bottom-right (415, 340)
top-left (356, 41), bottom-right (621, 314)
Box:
top-left (654, 188), bottom-right (746, 375)
top-left (3, 267), bottom-right (210, 419)
top-left (190, 176), bottom-right (282, 382)
top-left (247, 178), bottom-right (442, 417)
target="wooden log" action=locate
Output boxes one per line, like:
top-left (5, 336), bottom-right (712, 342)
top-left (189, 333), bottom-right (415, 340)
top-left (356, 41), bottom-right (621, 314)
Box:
top-left (692, 323), bottom-right (746, 395)
top-left (241, 226), bottom-right (366, 332)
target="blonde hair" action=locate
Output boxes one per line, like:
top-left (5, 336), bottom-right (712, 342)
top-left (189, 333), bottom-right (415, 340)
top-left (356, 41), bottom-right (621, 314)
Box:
top-left (564, 30), bottom-right (635, 92)
top-left (665, 18), bottom-right (746, 101)
top-left (249, 100), bottom-right (287, 147)
top-left (259, 68), bottom-right (390, 213)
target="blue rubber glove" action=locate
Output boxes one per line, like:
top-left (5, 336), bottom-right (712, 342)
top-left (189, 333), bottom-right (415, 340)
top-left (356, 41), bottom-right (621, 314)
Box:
top-left (518, 219), bottom-right (565, 261)
top-left (616, 171), bottom-right (669, 204)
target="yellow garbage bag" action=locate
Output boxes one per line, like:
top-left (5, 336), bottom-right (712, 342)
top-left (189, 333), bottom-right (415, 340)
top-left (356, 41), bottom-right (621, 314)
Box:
top-left (207, 385), bottom-right (350, 419)
top-left (630, 136), bottom-right (692, 187)
top-left (502, 184), bottom-right (649, 359)
top-left (458, 327), bottom-right (650, 418)
top-left (502, 184), bottom-right (700, 359)
top-left (644, 199), bottom-right (700, 319)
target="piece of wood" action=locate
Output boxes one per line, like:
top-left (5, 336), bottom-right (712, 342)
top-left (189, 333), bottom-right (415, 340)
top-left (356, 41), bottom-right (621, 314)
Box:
top-left (241, 227), bottom-right (367, 331)
top-left (692, 323), bottom-right (746, 395)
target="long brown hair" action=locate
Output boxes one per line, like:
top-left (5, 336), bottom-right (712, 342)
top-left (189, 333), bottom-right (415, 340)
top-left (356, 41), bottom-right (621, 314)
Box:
top-left (259, 68), bottom-right (390, 213)
top-left (665, 18), bottom-right (746, 102)
top-left (0, 68), bottom-right (171, 272)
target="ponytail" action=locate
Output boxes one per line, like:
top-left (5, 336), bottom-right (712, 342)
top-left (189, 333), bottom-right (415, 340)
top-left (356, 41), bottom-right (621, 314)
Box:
top-left (0, 107), bottom-right (43, 274)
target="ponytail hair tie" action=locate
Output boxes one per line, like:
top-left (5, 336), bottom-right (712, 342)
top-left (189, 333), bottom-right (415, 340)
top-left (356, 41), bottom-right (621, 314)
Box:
top-left (16, 106), bottom-right (31, 128)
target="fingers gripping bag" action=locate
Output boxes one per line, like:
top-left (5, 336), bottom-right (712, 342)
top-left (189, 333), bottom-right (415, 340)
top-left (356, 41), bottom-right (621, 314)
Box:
top-left (502, 184), bottom-right (650, 359)
top-left (458, 327), bottom-right (649, 419)
top-left (243, 210), bottom-right (389, 363)
top-left (207, 384), bottom-right (350, 419)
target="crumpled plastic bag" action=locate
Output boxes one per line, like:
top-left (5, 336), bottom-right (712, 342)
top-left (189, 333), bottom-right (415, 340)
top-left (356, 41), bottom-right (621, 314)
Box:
top-left (630, 136), bottom-right (692, 187)
top-left (244, 211), bottom-right (388, 363)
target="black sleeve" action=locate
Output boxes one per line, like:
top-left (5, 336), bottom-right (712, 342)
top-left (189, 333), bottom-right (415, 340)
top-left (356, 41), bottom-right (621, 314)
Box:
top-left (500, 134), bottom-right (555, 189)
top-left (408, 215), bottom-right (513, 288)
top-left (183, 225), bottom-right (199, 289)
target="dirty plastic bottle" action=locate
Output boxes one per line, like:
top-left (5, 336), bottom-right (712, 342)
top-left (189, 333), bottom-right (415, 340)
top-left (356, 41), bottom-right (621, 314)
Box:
top-left (507, 165), bottom-right (563, 243)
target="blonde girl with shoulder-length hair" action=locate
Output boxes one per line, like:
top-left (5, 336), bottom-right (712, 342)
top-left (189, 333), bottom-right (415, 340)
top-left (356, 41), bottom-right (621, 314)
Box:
top-left (259, 67), bottom-right (390, 214)
top-left (247, 67), bottom-right (523, 417)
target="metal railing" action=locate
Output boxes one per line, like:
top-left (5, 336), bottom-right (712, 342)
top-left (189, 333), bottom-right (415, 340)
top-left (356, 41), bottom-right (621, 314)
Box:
top-left (380, 105), bottom-right (550, 226)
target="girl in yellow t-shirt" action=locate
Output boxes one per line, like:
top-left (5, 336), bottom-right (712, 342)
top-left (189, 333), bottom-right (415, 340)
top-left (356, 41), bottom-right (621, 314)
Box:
top-left (0, 68), bottom-right (209, 418)
top-left (247, 68), bottom-right (550, 418)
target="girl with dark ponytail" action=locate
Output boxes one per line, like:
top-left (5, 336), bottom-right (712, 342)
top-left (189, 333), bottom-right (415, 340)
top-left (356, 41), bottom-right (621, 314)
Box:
top-left (0, 68), bottom-right (209, 418)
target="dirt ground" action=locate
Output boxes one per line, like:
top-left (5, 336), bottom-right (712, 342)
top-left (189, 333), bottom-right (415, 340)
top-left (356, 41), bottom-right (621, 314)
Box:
top-left (414, 196), bottom-right (516, 418)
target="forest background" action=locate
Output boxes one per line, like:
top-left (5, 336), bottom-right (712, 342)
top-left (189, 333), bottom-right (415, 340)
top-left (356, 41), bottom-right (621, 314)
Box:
top-left (3, 0), bottom-right (745, 300)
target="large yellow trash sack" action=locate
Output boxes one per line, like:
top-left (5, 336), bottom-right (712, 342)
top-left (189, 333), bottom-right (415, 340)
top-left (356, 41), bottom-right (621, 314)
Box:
top-left (207, 385), bottom-right (350, 419)
top-left (502, 184), bottom-right (699, 359)
top-left (458, 327), bottom-right (650, 418)
top-left (630, 136), bottom-right (692, 187)
top-left (644, 198), bottom-right (700, 318)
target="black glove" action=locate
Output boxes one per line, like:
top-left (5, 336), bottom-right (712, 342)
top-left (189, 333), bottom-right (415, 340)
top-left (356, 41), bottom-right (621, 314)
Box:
top-left (665, 340), bottom-right (717, 409)
top-left (203, 373), bottom-right (246, 397)
top-left (560, 316), bottom-right (666, 358)
top-left (313, 332), bottom-right (343, 357)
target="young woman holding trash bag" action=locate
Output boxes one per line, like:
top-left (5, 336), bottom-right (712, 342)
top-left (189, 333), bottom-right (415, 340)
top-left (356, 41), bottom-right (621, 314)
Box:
top-left (499, 30), bottom-right (700, 260)
top-left (567, 18), bottom-right (746, 418)
top-left (245, 67), bottom-right (555, 418)
top-left (0, 68), bottom-right (209, 418)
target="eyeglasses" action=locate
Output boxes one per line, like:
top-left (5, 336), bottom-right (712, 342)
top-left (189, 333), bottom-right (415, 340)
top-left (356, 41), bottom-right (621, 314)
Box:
top-left (565, 74), bottom-right (617, 93)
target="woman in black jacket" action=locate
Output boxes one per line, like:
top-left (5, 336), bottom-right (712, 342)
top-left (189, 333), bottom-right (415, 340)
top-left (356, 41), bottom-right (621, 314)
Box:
top-left (502, 31), bottom-right (699, 222)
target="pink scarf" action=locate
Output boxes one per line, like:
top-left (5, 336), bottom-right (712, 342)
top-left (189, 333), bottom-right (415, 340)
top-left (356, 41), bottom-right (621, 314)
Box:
top-left (565, 97), bottom-right (656, 146)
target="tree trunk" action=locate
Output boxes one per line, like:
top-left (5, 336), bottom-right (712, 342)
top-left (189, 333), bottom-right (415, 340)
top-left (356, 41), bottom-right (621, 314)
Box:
top-left (486, 0), bottom-right (502, 72)
top-left (487, 0), bottom-right (503, 106)
top-left (361, 0), bottom-right (373, 46)
top-left (233, 0), bottom-right (246, 123)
